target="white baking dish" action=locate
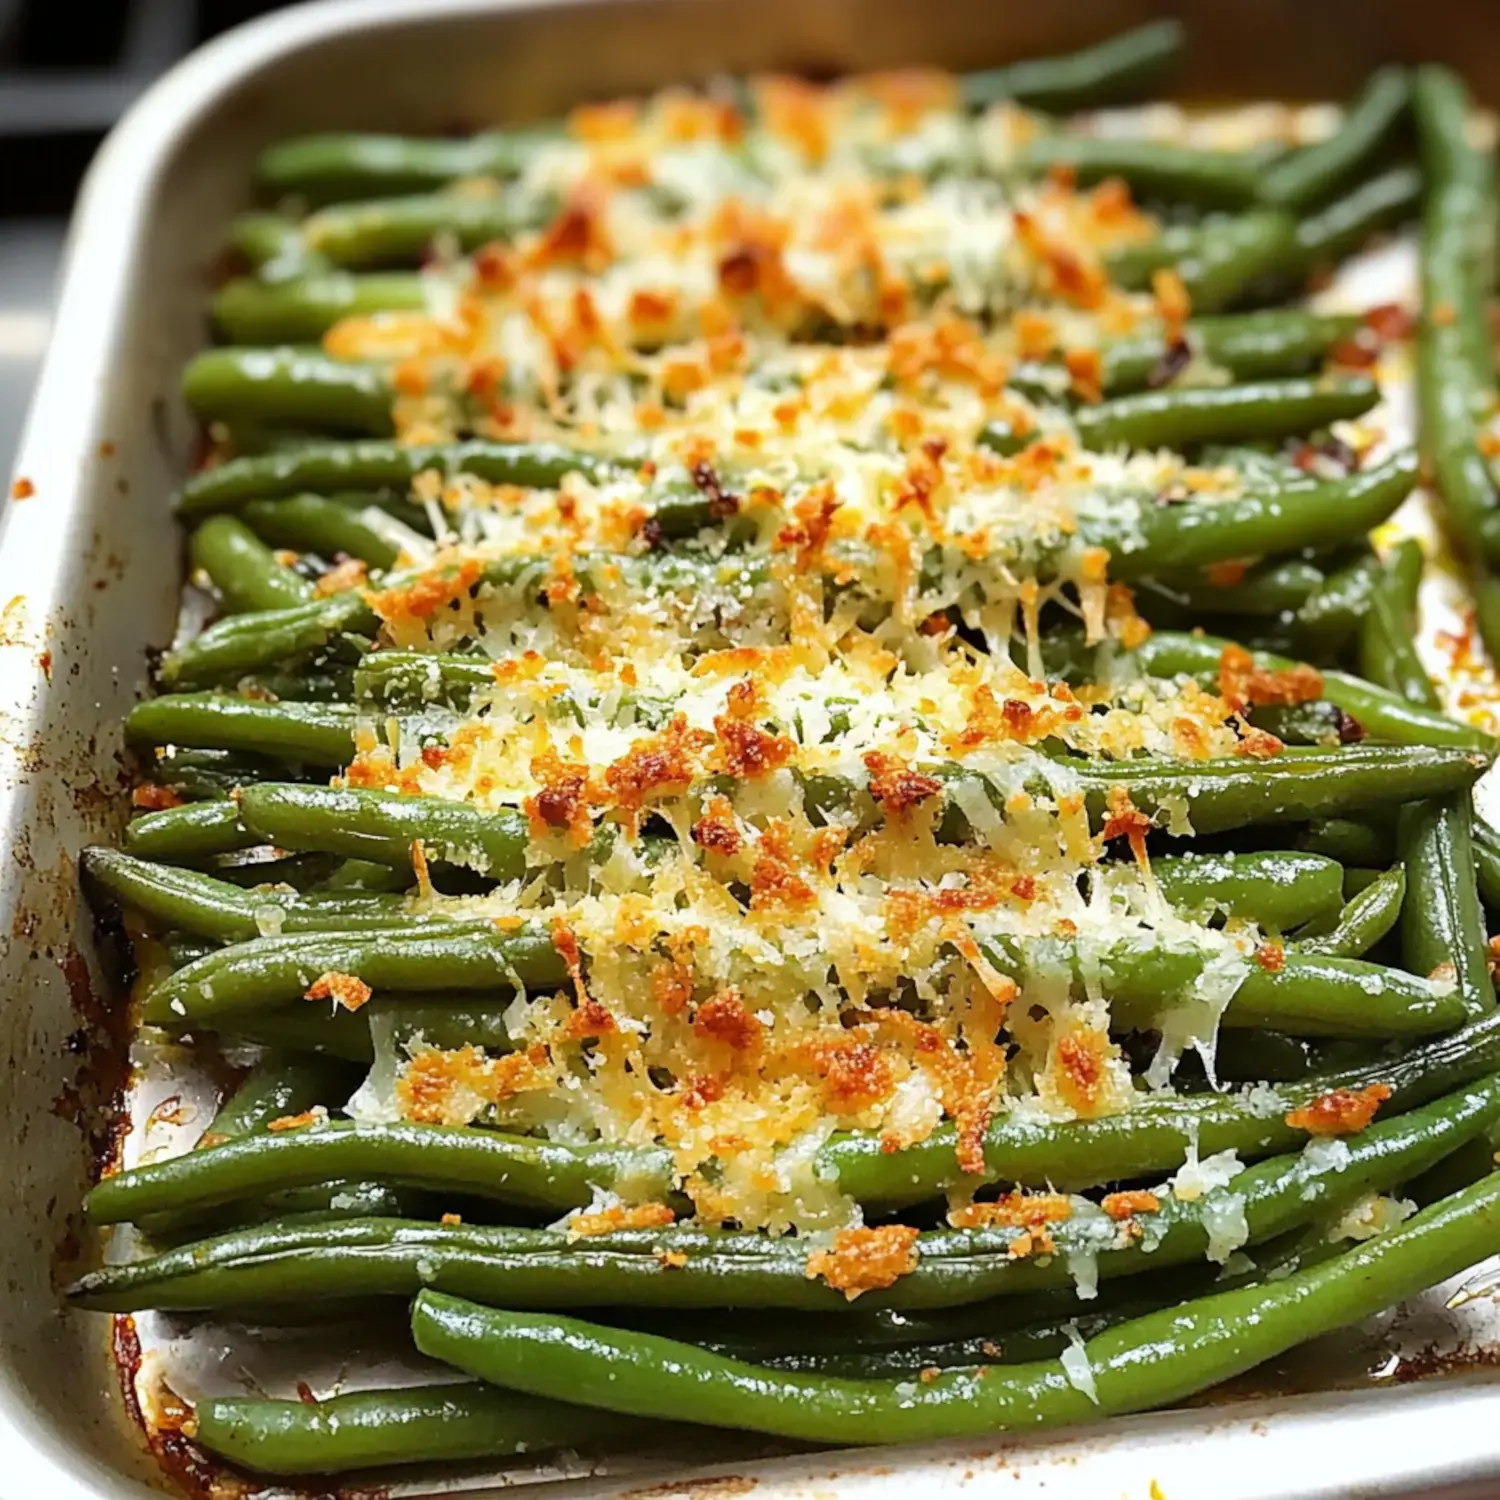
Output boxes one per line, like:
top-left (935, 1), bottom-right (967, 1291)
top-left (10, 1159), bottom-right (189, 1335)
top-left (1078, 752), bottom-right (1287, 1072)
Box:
top-left (7, 2), bottom-right (1500, 1495)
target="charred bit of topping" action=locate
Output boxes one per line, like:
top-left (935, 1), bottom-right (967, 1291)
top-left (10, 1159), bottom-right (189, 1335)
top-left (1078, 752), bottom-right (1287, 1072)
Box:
top-left (1285, 1083), bottom-right (1393, 1137)
top-left (304, 971), bottom-right (372, 1012)
top-left (805, 1224), bottom-right (920, 1299)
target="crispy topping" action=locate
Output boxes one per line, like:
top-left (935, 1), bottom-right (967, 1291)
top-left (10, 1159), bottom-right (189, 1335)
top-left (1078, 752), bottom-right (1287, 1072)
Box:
top-left (805, 1224), bottom-right (920, 1299)
top-left (1285, 1083), bottom-right (1393, 1137)
top-left (287, 81), bottom-right (1324, 1240)
top-left (948, 1191), bottom-right (1073, 1230)
top-left (864, 751), bottom-right (943, 817)
top-left (131, 784), bottom-right (184, 811)
top-left (368, 558), bottom-right (482, 626)
top-left (398, 1044), bottom-right (553, 1125)
top-left (304, 971), bottom-right (372, 1012)
top-left (1235, 725), bottom-right (1285, 759)
top-left (1218, 643), bottom-right (1324, 713)
top-left (1101, 1189), bottom-right (1160, 1221)
top-left (1254, 941), bottom-right (1286, 973)
top-left (525, 750), bottom-right (596, 846)
top-left (693, 988), bottom-right (763, 1054)
top-left (715, 712), bottom-right (796, 780)
top-left (568, 1201), bottom-right (676, 1237)
top-left (605, 714), bottom-right (712, 821)
top-left (691, 793), bottom-right (743, 857)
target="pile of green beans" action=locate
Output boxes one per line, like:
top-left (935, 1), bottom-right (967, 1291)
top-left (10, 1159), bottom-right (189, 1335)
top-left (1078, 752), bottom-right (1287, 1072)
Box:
top-left (70, 18), bottom-right (1500, 1487)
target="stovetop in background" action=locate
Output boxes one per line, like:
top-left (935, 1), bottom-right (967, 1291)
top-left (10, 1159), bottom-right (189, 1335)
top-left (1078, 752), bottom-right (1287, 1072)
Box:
top-left (0, 0), bottom-right (301, 474)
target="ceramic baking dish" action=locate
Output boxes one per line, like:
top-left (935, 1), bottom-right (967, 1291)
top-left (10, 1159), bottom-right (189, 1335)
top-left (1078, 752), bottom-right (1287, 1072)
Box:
top-left (8, 1), bottom-right (1500, 1495)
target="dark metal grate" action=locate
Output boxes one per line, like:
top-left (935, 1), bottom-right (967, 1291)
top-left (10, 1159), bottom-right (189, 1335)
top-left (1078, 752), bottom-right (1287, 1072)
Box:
top-left (0, 0), bottom-right (298, 212)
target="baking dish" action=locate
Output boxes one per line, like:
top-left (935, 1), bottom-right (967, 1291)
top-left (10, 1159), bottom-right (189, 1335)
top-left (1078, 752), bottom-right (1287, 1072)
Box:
top-left (8, 1), bottom-right (1500, 1495)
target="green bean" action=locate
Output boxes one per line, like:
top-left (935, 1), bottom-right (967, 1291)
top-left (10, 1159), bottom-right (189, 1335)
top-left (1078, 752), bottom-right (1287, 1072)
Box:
top-left (240, 494), bottom-right (403, 570)
top-left (1032, 743), bottom-right (1488, 838)
top-left (80, 848), bottom-right (440, 943)
top-left (258, 25), bottom-right (1183, 207)
top-left (405, 1171), bottom-right (1500, 1443)
top-left (1071, 375), bottom-right (1378, 452)
top-left (1123, 558), bottom-right (1328, 626)
top-left (1185, 952), bottom-right (1458, 1036)
top-left (248, 741), bottom-right (1490, 889)
top-left (196, 1002), bottom-right (375, 1063)
top-left (209, 309), bottom-right (1361, 411)
top-left (123, 801), bottom-right (257, 863)
top-left (652, 1272), bottom-right (1184, 1359)
top-left (209, 1055), bottom-right (354, 1140)
top-left (143, 748), bottom-right (299, 802)
top-left (207, 992), bottom-right (521, 1066)
top-left (1108, 209), bottom-right (1299, 311)
top-left (1415, 68), bottom-right (1499, 556)
top-left (1148, 849), bottom-right (1342, 927)
top-left (1045, 627), bottom-right (1493, 753)
top-left (189, 515), bottom-right (316, 614)
top-left (303, 193), bottom-right (551, 269)
top-left (1101, 311), bottom-right (1362, 393)
top-left (1290, 866), bottom-right (1406, 958)
top-left (159, 593), bottom-right (374, 689)
top-left (369, 993), bottom-right (521, 1053)
top-left (960, 20), bottom-right (1184, 112)
top-left (1340, 867), bottom-right (1386, 897)
top-left (821, 977), bottom-right (1500, 1205)
top-left (1210, 1031), bottom-right (1337, 1084)
top-left (213, 272), bottom-right (429, 345)
top-left (1358, 539), bottom-right (1431, 707)
top-left (980, 933), bottom-right (1456, 1038)
top-left (1292, 163), bottom-right (1423, 268)
top-left (312, 857), bottom-right (414, 894)
top-left (740, 1316), bottom-right (1103, 1376)
top-left (1107, 168), bottom-right (1419, 312)
top-left (1016, 137), bottom-right (1261, 209)
top-left (126, 695), bottom-right (358, 766)
top-left (1244, 699), bottom-right (1359, 748)
top-left (213, 851), bottom-right (341, 891)
top-left (82, 1122), bottom-right (671, 1228)
top-left (237, 784), bottom-right (530, 879)
top-left (185, 454), bottom-right (1413, 620)
top-left (191, 1382), bottom-right (642, 1475)
top-left (141, 867), bottom-right (1446, 1045)
top-left (1355, 540), bottom-right (1493, 1017)
top-left (1260, 70), bottom-right (1412, 210)
top-left (230, 212), bottom-right (326, 277)
top-left (718, 1266), bottom-right (1252, 1373)
top-left (238, 670), bottom-right (360, 704)
top-left (1283, 551), bottom-right (1382, 660)
top-left (179, 436), bottom-right (623, 515)
top-left (1080, 451), bottom-right (1417, 576)
top-left (69, 1073), bottom-right (1498, 1312)
top-left (183, 347), bottom-right (397, 437)
top-left (738, 1221), bottom-right (1337, 1368)
top-left (728, 1213), bottom-right (1424, 1372)
top-left (137, 1054), bottom-right (383, 1240)
top-left (1418, 69), bottom-right (1496, 377)
top-left (1401, 797), bottom-right (1495, 1017)
top-left (1476, 570), bottom-right (1500, 667)
top-left (258, 125), bottom-right (559, 203)
top-left (354, 649), bottom-right (494, 706)
top-left (1300, 816), bottom-right (1394, 867)
top-left (141, 923), bottom-right (565, 1025)
top-left (1475, 818), bottom-right (1500, 909)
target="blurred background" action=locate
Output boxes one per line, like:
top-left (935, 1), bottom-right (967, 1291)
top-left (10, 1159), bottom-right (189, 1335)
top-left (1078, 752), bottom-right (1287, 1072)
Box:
top-left (0, 0), bottom-right (300, 471)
